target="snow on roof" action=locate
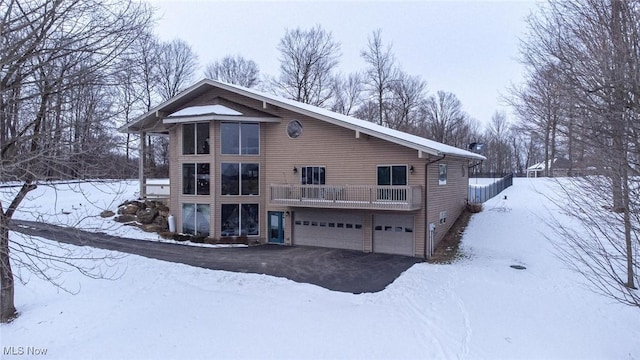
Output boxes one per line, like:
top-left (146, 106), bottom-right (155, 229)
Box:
top-left (527, 161), bottom-right (546, 171)
top-left (169, 104), bottom-right (242, 117)
top-left (123, 78), bottom-right (486, 161)
top-left (208, 80), bottom-right (486, 161)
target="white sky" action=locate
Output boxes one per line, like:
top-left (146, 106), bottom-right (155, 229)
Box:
top-left (150, 1), bottom-right (539, 128)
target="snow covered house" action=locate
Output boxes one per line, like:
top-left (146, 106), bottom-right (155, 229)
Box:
top-left (120, 79), bottom-right (485, 258)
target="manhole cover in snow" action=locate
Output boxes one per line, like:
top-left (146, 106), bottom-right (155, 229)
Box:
top-left (510, 265), bottom-right (526, 270)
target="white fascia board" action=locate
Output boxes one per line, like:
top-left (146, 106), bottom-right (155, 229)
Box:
top-left (163, 115), bottom-right (281, 124)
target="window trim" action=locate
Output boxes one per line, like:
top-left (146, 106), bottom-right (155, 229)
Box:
top-left (181, 203), bottom-right (210, 236)
top-left (439, 163), bottom-right (447, 185)
top-left (300, 166), bottom-right (326, 185)
top-left (220, 203), bottom-right (260, 237)
top-left (376, 165), bottom-right (408, 186)
top-left (182, 163), bottom-right (210, 196)
top-left (220, 122), bottom-right (260, 155)
top-left (220, 162), bottom-right (260, 196)
top-left (182, 122), bottom-right (210, 155)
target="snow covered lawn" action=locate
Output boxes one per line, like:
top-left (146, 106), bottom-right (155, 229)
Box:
top-left (2, 178), bottom-right (640, 359)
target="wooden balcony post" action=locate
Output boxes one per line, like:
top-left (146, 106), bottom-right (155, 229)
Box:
top-left (139, 131), bottom-right (146, 199)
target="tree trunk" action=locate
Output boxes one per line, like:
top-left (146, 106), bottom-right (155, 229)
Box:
top-left (0, 216), bottom-right (17, 323)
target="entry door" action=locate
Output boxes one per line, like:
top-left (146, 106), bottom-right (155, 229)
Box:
top-left (268, 211), bottom-right (284, 244)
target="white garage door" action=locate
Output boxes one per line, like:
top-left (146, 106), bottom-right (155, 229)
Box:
top-left (293, 210), bottom-right (363, 251)
top-left (373, 214), bottom-right (415, 256)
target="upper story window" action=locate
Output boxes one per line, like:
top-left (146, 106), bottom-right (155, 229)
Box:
top-left (183, 123), bottom-right (209, 155)
top-left (439, 164), bottom-right (447, 185)
top-left (221, 122), bottom-right (259, 155)
top-left (377, 165), bottom-right (407, 186)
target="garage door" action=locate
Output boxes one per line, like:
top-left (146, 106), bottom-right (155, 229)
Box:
top-left (293, 210), bottom-right (363, 251)
top-left (373, 214), bottom-right (415, 256)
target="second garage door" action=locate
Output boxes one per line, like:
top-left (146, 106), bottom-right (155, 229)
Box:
top-left (373, 214), bottom-right (415, 256)
top-left (293, 210), bottom-right (363, 251)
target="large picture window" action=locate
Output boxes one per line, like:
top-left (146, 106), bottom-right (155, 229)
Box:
top-left (221, 122), bottom-right (259, 155)
top-left (221, 203), bottom-right (259, 237)
top-left (221, 163), bottom-right (259, 195)
top-left (182, 203), bottom-right (210, 236)
top-left (182, 123), bottom-right (209, 155)
top-left (183, 163), bottom-right (210, 195)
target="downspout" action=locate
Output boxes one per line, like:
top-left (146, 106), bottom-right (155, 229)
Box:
top-left (424, 154), bottom-right (445, 259)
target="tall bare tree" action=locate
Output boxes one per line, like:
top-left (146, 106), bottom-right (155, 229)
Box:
top-left (521, 0), bottom-right (640, 308)
top-left (205, 54), bottom-right (260, 88)
top-left (274, 25), bottom-right (341, 106)
top-left (385, 71), bottom-right (427, 132)
top-left (157, 39), bottom-right (199, 101)
top-left (360, 29), bottom-right (397, 126)
top-left (420, 91), bottom-right (468, 145)
top-left (0, 0), bottom-right (153, 322)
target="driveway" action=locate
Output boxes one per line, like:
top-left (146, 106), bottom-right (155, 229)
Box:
top-left (10, 220), bottom-right (422, 293)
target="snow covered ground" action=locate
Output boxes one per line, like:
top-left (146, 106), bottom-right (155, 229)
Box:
top-left (2, 178), bottom-right (640, 359)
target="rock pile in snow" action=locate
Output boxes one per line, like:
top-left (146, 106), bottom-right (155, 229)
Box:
top-left (113, 200), bottom-right (170, 233)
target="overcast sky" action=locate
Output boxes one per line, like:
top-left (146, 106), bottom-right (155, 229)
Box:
top-left (150, 1), bottom-right (539, 127)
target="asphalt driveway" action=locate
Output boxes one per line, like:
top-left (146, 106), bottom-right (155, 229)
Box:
top-left (10, 220), bottom-right (422, 293)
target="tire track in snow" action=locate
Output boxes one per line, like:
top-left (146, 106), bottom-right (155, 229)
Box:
top-left (392, 269), bottom-right (451, 359)
top-left (447, 269), bottom-right (472, 360)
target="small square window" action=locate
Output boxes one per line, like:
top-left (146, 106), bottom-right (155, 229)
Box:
top-left (337, 223), bottom-right (344, 228)
top-left (328, 223), bottom-right (335, 228)
top-left (355, 224), bottom-right (362, 229)
top-left (346, 224), bottom-right (353, 229)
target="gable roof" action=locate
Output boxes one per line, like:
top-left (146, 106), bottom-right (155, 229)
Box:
top-left (121, 79), bottom-right (486, 161)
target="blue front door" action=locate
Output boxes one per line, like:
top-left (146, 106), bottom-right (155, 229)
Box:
top-left (268, 211), bottom-right (284, 244)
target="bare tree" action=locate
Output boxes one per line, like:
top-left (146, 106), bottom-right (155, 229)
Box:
top-left (0, 0), bottom-right (153, 322)
top-left (156, 39), bottom-right (199, 101)
top-left (386, 71), bottom-right (427, 132)
top-left (331, 72), bottom-right (364, 116)
top-left (508, 65), bottom-right (563, 177)
top-left (483, 111), bottom-right (514, 175)
top-left (521, 0), bottom-right (640, 308)
top-left (420, 91), bottom-right (468, 145)
top-left (360, 29), bottom-right (397, 126)
top-left (274, 25), bottom-right (341, 106)
top-left (205, 54), bottom-right (260, 88)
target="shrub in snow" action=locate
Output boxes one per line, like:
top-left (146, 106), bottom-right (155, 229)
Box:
top-left (467, 202), bottom-right (483, 213)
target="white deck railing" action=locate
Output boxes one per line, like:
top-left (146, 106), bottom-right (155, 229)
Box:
top-left (270, 184), bottom-right (422, 211)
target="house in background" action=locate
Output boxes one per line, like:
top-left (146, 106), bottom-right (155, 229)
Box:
top-left (121, 79), bottom-right (485, 258)
top-left (526, 157), bottom-right (598, 178)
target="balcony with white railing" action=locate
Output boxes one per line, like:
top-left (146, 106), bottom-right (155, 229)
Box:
top-left (270, 184), bottom-right (422, 211)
